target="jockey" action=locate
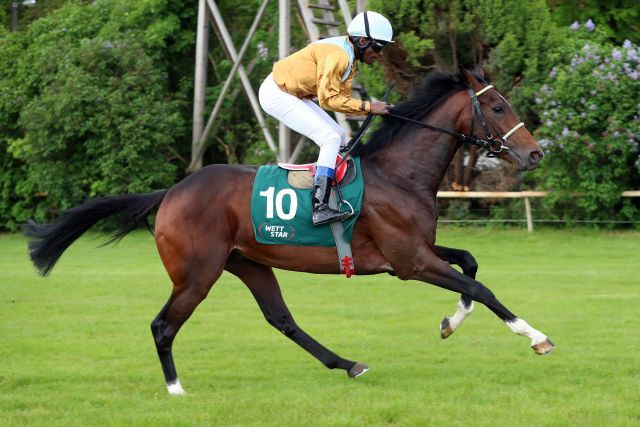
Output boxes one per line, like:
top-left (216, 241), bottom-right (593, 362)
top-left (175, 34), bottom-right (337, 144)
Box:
top-left (258, 11), bottom-right (394, 226)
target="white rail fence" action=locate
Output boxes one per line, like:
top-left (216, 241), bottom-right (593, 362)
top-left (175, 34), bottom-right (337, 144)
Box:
top-left (436, 191), bottom-right (640, 232)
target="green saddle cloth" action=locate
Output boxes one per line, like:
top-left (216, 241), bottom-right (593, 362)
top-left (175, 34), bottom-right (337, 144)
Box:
top-left (251, 157), bottom-right (364, 246)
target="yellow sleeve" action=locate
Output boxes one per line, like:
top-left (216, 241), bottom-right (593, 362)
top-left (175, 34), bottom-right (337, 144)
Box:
top-left (343, 75), bottom-right (370, 113)
top-left (316, 51), bottom-right (368, 115)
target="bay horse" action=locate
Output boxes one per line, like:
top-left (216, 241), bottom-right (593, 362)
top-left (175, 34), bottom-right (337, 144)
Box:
top-left (25, 68), bottom-right (553, 395)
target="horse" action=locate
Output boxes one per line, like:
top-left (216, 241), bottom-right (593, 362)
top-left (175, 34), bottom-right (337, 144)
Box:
top-left (24, 68), bottom-right (553, 396)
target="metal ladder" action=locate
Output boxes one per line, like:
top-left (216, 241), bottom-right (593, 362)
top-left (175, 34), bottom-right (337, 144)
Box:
top-left (295, 0), bottom-right (369, 134)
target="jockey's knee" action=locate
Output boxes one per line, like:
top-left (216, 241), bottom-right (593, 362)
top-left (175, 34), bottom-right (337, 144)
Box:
top-left (316, 130), bottom-right (342, 149)
top-left (316, 131), bottom-right (342, 168)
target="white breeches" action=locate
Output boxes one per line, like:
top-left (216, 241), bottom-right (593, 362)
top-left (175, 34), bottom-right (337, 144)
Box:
top-left (258, 73), bottom-right (346, 169)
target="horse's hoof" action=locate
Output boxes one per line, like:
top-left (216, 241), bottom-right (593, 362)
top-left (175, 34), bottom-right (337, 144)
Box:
top-left (167, 379), bottom-right (187, 395)
top-left (440, 317), bottom-right (454, 339)
top-left (348, 362), bottom-right (369, 378)
top-left (532, 338), bottom-right (555, 355)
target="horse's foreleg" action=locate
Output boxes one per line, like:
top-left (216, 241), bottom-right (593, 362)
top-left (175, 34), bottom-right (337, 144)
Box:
top-left (225, 255), bottom-right (368, 378)
top-left (433, 245), bottom-right (476, 339)
top-left (414, 253), bottom-right (554, 355)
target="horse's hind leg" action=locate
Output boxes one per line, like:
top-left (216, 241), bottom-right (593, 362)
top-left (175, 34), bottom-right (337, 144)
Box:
top-left (151, 237), bottom-right (230, 395)
top-left (433, 245), bottom-right (477, 339)
top-left (225, 254), bottom-right (368, 378)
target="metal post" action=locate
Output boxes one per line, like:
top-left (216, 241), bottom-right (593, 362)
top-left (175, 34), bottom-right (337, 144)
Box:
top-left (524, 197), bottom-right (533, 233)
top-left (205, 0), bottom-right (278, 160)
top-left (356, 0), bottom-right (367, 14)
top-left (11, 2), bottom-right (19, 32)
top-left (191, 0), bottom-right (209, 171)
top-left (278, 0), bottom-right (291, 162)
top-left (338, 0), bottom-right (353, 26)
top-left (288, 136), bottom-right (307, 164)
top-left (188, 0), bottom-right (271, 172)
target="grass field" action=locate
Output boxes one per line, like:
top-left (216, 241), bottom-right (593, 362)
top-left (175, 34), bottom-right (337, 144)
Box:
top-left (1, 227), bottom-right (639, 426)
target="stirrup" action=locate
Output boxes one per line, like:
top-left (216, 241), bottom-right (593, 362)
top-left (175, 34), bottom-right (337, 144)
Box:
top-left (312, 205), bottom-right (351, 226)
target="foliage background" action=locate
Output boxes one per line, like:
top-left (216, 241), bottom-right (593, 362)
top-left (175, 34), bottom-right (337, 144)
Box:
top-left (1, 0), bottom-right (639, 229)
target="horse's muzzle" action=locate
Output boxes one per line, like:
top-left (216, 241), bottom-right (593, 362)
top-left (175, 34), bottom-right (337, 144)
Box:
top-left (508, 148), bottom-right (544, 171)
top-left (528, 149), bottom-right (544, 170)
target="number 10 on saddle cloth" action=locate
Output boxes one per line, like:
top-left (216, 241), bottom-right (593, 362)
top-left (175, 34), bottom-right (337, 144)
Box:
top-left (250, 157), bottom-right (364, 246)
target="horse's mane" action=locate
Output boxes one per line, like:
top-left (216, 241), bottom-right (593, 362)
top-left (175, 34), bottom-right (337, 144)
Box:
top-left (351, 71), bottom-right (483, 157)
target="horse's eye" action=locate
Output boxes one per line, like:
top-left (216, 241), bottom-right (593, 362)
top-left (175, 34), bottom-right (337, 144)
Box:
top-left (492, 105), bottom-right (504, 114)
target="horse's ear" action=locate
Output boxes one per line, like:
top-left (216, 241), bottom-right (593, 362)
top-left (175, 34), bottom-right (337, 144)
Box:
top-left (472, 65), bottom-right (485, 80)
top-left (458, 66), bottom-right (477, 88)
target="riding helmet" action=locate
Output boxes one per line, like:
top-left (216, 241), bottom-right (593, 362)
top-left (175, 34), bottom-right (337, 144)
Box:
top-left (347, 11), bottom-right (394, 43)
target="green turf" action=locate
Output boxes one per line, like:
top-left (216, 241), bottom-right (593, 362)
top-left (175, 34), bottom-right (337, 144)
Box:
top-left (1, 228), bottom-right (639, 426)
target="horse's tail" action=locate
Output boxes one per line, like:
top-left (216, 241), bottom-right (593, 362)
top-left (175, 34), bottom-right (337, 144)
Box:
top-left (23, 190), bottom-right (169, 277)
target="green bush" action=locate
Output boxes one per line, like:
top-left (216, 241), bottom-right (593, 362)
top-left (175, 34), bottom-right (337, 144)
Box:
top-left (0, 28), bottom-right (31, 230)
top-left (0, 1), bottom-right (190, 229)
top-left (9, 36), bottom-right (183, 218)
top-left (532, 36), bottom-right (640, 223)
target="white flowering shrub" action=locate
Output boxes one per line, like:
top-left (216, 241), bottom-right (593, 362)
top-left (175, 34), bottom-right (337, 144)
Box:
top-left (532, 39), bottom-right (640, 223)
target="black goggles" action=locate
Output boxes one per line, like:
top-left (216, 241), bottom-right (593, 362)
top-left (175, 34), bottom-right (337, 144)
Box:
top-left (363, 11), bottom-right (387, 54)
top-left (370, 39), bottom-right (387, 54)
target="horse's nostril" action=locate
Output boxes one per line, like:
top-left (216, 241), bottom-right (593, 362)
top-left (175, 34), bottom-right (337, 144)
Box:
top-left (530, 151), bottom-right (543, 163)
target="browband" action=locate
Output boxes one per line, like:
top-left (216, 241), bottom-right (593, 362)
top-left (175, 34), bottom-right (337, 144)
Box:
top-left (475, 85), bottom-right (493, 96)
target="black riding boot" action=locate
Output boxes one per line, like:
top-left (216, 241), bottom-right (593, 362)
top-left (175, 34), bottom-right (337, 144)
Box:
top-left (312, 175), bottom-right (351, 226)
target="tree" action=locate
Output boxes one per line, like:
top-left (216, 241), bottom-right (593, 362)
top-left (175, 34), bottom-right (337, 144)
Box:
top-left (363, 0), bottom-right (575, 192)
top-left (0, 0), bottom-right (192, 228)
top-left (531, 35), bottom-right (640, 223)
top-left (547, 0), bottom-right (640, 45)
top-left (0, 26), bottom-right (29, 229)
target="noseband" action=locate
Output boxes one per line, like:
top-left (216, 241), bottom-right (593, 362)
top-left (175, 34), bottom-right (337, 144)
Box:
top-left (386, 84), bottom-right (526, 156)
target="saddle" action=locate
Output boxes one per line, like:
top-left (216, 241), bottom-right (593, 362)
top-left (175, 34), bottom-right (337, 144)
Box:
top-left (277, 155), bottom-right (356, 189)
top-left (253, 156), bottom-right (364, 277)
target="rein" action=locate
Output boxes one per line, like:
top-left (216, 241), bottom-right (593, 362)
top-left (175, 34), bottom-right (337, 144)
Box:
top-left (337, 84), bottom-right (394, 166)
top-left (388, 85), bottom-right (525, 156)
top-left (334, 83), bottom-right (525, 202)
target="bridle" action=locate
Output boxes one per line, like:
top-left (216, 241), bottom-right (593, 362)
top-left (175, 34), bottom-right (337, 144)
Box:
top-left (336, 83), bottom-right (525, 204)
top-left (387, 84), bottom-right (526, 156)
top-left (467, 85), bottom-right (525, 156)
top-left (335, 83), bottom-right (529, 207)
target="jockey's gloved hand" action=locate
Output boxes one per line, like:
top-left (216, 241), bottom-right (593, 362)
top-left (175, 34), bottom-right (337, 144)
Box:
top-left (370, 101), bottom-right (394, 115)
